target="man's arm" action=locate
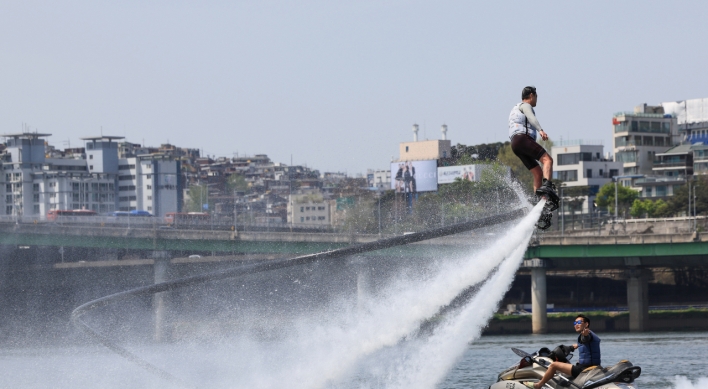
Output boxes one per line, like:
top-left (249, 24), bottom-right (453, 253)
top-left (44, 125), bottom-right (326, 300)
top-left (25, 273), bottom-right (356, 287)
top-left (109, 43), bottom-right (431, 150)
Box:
top-left (578, 329), bottom-right (592, 344)
top-left (519, 103), bottom-right (544, 132)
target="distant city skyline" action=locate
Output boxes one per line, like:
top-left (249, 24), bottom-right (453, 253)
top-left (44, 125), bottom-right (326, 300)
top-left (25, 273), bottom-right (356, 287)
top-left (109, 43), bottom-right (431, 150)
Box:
top-left (2, 1), bottom-right (708, 174)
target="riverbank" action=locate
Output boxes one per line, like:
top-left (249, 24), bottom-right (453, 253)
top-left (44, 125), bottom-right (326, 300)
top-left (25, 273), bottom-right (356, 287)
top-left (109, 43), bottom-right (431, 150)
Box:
top-left (483, 308), bottom-right (708, 334)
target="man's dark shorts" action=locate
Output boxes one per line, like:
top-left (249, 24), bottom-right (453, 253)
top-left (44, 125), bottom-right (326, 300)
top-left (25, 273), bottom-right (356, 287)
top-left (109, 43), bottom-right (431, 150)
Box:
top-left (571, 364), bottom-right (594, 378)
top-left (511, 134), bottom-right (547, 170)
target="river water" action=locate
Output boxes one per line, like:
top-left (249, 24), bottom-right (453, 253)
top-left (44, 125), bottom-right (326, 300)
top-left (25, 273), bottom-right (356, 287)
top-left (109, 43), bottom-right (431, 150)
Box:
top-left (3, 203), bottom-right (705, 388)
top-left (443, 332), bottom-right (708, 389)
top-left (1, 331), bottom-right (706, 388)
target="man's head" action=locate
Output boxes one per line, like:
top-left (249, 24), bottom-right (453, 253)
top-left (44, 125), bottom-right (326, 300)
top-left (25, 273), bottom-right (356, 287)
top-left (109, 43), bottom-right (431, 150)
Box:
top-left (574, 314), bottom-right (590, 332)
top-left (521, 86), bottom-right (537, 107)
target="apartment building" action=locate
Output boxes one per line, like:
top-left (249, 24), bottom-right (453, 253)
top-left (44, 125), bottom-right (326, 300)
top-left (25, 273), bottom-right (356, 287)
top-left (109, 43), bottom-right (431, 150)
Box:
top-left (287, 192), bottom-right (332, 226)
top-left (551, 141), bottom-right (622, 213)
top-left (367, 169), bottom-right (391, 189)
top-left (0, 133), bottom-right (181, 219)
top-left (612, 104), bottom-right (679, 175)
top-left (116, 154), bottom-right (180, 216)
top-left (0, 133), bottom-right (118, 218)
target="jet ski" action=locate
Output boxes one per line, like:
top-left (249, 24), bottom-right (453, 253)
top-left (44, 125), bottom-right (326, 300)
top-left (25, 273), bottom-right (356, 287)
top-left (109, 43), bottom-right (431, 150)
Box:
top-left (488, 345), bottom-right (641, 389)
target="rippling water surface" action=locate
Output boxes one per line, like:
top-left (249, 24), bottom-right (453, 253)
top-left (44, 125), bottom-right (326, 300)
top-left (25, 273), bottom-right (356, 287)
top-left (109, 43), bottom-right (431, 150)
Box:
top-left (1, 331), bottom-right (706, 388)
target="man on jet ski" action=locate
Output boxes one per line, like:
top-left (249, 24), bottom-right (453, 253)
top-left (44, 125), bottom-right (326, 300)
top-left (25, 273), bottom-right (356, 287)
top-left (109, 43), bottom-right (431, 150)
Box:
top-left (533, 314), bottom-right (601, 388)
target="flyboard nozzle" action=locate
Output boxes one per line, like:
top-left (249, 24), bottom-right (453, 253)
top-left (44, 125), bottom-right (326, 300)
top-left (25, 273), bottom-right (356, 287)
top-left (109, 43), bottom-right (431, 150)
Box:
top-left (441, 124), bottom-right (448, 140)
top-left (412, 124), bottom-right (419, 142)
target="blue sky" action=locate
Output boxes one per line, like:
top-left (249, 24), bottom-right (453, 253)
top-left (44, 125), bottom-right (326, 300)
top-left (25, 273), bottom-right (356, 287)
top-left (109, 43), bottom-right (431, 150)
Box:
top-left (2, 1), bottom-right (707, 174)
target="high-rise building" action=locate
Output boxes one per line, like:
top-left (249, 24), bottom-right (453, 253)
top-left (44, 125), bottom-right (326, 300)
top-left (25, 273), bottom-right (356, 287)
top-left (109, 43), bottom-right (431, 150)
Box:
top-left (0, 133), bottom-right (181, 219)
top-left (612, 104), bottom-right (679, 175)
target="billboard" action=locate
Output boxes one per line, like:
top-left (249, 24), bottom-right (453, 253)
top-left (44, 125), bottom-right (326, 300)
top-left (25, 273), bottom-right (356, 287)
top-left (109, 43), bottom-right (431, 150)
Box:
top-left (390, 160), bottom-right (438, 193)
top-left (437, 164), bottom-right (498, 184)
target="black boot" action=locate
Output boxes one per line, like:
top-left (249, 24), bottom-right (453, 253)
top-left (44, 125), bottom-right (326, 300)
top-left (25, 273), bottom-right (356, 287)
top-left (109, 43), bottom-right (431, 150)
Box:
top-left (535, 180), bottom-right (559, 211)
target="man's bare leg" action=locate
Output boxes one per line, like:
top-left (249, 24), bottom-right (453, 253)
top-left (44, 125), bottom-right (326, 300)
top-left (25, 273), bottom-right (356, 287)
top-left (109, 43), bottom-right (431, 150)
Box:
top-left (539, 153), bottom-right (553, 182)
top-left (534, 362), bottom-right (573, 388)
top-left (530, 166), bottom-right (543, 191)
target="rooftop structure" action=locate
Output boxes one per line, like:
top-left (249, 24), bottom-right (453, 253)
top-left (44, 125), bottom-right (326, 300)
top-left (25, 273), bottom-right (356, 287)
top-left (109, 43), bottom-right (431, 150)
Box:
top-left (662, 98), bottom-right (708, 144)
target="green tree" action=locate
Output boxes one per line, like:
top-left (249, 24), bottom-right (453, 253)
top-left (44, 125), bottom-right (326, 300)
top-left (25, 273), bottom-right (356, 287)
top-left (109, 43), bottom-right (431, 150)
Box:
top-left (226, 174), bottom-right (249, 193)
top-left (185, 184), bottom-right (209, 213)
top-left (450, 142), bottom-right (506, 162)
top-left (667, 176), bottom-right (708, 216)
top-left (630, 199), bottom-right (650, 218)
top-left (653, 199), bottom-right (670, 217)
top-left (595, 182), bottom-right (639, 217)
top-left (497, 143), bottom-right (534, 193)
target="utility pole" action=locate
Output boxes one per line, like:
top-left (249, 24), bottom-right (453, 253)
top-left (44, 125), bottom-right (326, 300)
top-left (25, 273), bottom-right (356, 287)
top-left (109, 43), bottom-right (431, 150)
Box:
top-left (234, 185), bottom-right (238, 231)
top-left (693, 183), bottom-right (697, 231)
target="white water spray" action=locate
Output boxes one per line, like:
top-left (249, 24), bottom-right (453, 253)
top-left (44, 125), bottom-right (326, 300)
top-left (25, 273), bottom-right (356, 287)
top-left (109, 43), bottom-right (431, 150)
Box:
top-left (363, 203), bottom-right (541, 389)
top-left (671, 376), bottom-right (708, 389)
top-left (248, 202), bottom-right (545, 389)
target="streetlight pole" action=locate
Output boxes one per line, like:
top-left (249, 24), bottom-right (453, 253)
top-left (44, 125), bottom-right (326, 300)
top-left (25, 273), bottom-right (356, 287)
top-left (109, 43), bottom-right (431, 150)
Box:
top-left (560, 185), bottom-right (565, 236)
top-left (377, 189), bottom-right (382, 236)
top-left (693, 183), bottom-right (697, 231)
top-left (614, 178), bottom-right (618, 221)
top-left (233, 187), bottom-right (238, 231)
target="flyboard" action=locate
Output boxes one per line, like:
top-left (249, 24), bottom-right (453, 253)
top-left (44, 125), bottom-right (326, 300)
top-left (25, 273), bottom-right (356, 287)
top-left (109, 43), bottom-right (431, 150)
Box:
top-left (71, 208), bottom-right (527, 388)
top-left (535, 182), bottom-right (559, 230)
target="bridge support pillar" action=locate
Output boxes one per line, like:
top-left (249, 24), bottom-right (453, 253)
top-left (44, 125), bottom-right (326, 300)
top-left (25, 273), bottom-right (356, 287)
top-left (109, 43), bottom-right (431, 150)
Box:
top-left (526, 258), bottom-right (548, 334)
top-left (153, 251), bottom-right (172, 342)
top-left (626, 268), bottom-right (650, 332)
top-left (352, 257), bottom-right (370, 315)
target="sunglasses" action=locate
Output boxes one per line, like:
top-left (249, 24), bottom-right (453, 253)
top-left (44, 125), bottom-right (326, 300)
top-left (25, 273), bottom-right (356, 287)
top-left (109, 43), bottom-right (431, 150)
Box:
top-left (573, 320), bottom-right (584, 325)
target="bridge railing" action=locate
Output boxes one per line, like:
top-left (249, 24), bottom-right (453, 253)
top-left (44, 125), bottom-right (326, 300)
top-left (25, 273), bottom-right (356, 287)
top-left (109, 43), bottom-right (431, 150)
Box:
top-left (0, 214), bottom-right (341, 233)
top-left (544, 213), bottom-right (706, 236)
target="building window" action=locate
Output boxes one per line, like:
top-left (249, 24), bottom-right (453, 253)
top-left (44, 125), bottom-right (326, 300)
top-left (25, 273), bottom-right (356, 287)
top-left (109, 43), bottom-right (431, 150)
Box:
top-left (89, 165), bottom-right (93, 170)
top-left (300, 217), bottom-right (304, 222)
top-left (300, 207), bottom-right (304, 212)
top-left (405, 146), bottom-right (409, 152)
top-left (147, 206), bottom-right (152, 211)
top-left (553, 170), bottom-right (578, 182)
top-left (89, 155), bottom-right (93, 160)
top-left (147, 196), bottom-right (152, 200)
top-left (585, 169), bottom-right (592, 178)
top-left (147, 185), bottom-right (152, 190)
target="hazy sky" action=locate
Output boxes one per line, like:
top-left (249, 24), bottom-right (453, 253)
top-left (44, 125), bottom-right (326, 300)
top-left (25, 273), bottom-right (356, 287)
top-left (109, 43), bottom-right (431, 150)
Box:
top-left (2, 1), bottom-right (707, 174)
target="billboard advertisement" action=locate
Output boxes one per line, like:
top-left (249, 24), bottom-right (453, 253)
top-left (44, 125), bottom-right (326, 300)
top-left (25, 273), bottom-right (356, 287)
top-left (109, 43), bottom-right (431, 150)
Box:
top-left (437, 164), bottom-right (499, 185)
top-left (390, 160), bottom-right (438, 193)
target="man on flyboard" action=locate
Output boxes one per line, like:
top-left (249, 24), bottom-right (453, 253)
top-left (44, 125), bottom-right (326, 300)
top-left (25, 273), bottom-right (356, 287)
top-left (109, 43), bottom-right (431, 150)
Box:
top-left (508, 86), bottom-right (559, 226)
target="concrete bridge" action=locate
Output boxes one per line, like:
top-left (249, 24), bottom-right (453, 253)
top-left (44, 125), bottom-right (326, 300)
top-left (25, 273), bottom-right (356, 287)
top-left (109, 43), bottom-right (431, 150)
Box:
top-left (523, 232), bottom-right (708, 333)
top-left (2, 221), bottom-right (707, 335)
